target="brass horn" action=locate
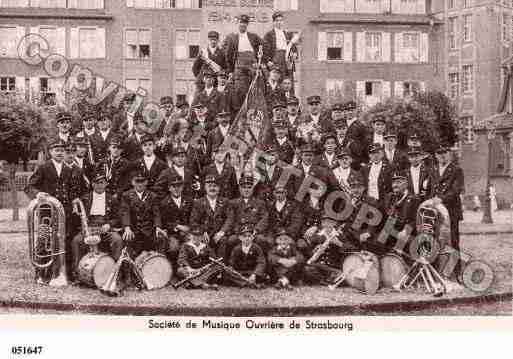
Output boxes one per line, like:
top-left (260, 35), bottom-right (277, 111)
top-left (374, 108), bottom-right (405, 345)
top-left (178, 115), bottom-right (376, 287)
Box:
top-left (27, 193), bottom-right (68, 287)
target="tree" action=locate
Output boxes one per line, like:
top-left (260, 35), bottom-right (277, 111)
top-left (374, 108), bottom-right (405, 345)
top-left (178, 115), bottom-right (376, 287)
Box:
top-left (0, 95), bottom-right (50, 220)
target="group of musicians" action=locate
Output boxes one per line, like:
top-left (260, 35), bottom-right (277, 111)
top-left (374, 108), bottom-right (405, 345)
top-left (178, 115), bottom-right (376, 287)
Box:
top-left (26, 11), bottom-right (465, 290)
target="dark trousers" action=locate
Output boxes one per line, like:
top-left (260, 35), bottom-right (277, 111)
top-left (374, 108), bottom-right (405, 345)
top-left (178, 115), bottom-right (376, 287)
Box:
top-left (270, 263), bottom-right (302, 284)
top-left (218, 234), bottom-right (274, 263)
top-left (71, 231), bottom-right (123, 274)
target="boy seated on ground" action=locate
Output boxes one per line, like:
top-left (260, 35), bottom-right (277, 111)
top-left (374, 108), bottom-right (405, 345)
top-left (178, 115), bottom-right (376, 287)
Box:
top-left (268, 229), bottom-right (305, 290)
top-left (227, 224), bottom-right (267, 287)
top-left (303, 215), bottom-right (350, 286)
top-left (177, 227), bottom-right (219, 290)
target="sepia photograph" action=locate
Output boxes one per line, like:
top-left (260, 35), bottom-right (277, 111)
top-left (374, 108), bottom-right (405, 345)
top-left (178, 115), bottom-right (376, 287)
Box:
top-left (0, 0), bottom-right (512, 339)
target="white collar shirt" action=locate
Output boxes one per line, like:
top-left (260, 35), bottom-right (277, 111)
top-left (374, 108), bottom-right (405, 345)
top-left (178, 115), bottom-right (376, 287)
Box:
top-left (275, 199), bottom-right (286, 212)
top-left (410, 165), bottom-right (421, 194)
top-left (173, 165), bottom-right (185, 179)
top-left (275, 28), bottom-right (287, 50)
top-left (52, 159), bottom-right (63, 177)
top-left (207, 196), bottom-right (217, 212)
top-left (368, 161), bottom-right (383, 200)
top-left (172, 196), bottom-right (182, 208)
top-left (90, 192), bottom-right (107, 216)
top-left (143, 155), bottom-right (156, 171)
top-left (238, 32), bottom-right (253, 52)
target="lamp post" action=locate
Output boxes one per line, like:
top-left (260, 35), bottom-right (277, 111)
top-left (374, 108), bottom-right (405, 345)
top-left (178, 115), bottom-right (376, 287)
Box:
top-left (482, 126), bottom-right (496, 224)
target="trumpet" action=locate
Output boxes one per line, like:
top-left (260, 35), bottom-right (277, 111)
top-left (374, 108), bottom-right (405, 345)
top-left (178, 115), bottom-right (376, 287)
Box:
top-left (73, 198), bottom-right (101, 248)
top-left (173, 261), bottom-right (222, 289)
top-left (27, 193), bottom-right (68, 287)
top-left (306, 224), bottom-right (345, 265)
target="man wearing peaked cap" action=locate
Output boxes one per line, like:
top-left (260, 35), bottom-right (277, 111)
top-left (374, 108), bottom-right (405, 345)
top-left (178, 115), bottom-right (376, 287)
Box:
top-left (202, 139), bottom-right (239, 199)
top-left (56, 111), bottom-right (73, 144)
top-left (316, 131), bottom-right (338, 170)
top-left (88, 106), bottom-right (116, 164)
top-left (383, 128), bottom-right (409, 172)
top-left (132, 132), bottom-right (167, 190)
top-left (362, 142), bottom-right (393, 209)
top-left (298, 95), bottom-right (335, 152)
top-left (407, 145), bottom-right (434, 203)
top-left (206, 108), bottom-right (231, 161)
top-left (342, 99), bottom-right (370, 166)
top-left (76, 110), bottom-right (98, 139)
top-left (332, 146), bottom-right (359, 192)
top-left (195, 65), bottom-right (224, 123)
top-left (192, 27), bottom-right (226, 93)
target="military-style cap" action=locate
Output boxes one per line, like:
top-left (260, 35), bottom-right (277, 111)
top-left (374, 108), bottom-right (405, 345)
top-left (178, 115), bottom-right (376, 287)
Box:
top-left (109, 136), bottom-right (123, 147)
top-left (273, 184), bottom-right (286, 192)
top-left (208, 31), bottom-right (219, 40)
top-left (348, 172), bottom-right (365, 187)
top-left (82, 111), bottom-right (97, 122)
top-left (160, 96), bottom-right (173, 105)
top-left (333, 119), bottom-right (348, 129)
top-left (384, 129), bottom-right (397, 139)
top-left (56, 111), bottom-right (72, 123)
top-left (48, 138), bottom-right (67, 149)
top-left (168, 174), bottom-right (184, 186)
top-left (272, 119), bottom-right (288, 128)
top-left (192, 99), bottom-right (207, 109)
top-left (342, 100), bottom-right (357, 112)
top-left (123, 93), bottom-right (136, 103)
top-left (217, 70), bottom-right (228, 79)
top-left (169, 145), bottom-right (186, 156)
top-left (287, 96), bottom-right (300, 105)
top-left (92, 171), bottom-right (107, 183)
top-left (269, 65), bottom-right (282, 74)
top-left (140, 134), bottom-right (154, 144)
top-left (321, 131), bottom-right (337, 144)
top-left (239, 14), bottom-right (250, 23)
top-left (371, 112), bottom-right (387, 124)
top-left (133, 111), bottom-right (145, 124)
top-left (369, 143), bottom-right (384, 153)
top-left (132, 170), bottom-right (148, 181)
top-left (332, 103), bottom-right (344, 112)
top-left (336, 148), bottom-right (352, 159)
top-left (176, 98), bottom-right (189, 109)
top-left (216, 110), bottom-right (231, 118)
top-left (272, 100), bottom-right (286, 110)
top-left (306, 95), bottom-right (321, 105)
top-left (392, 171), bottom-right (408, 181)
top-left (239, 175), bottom-right (255, 186)
top-left (204, 174), bottom-right (220, 185)
top-left (73, 137), bottom-right (88, 147)
top-left (272, 11), bottom-right (284, 21)
top-left (203, 69), bottom-right (216, 78)
top-left (408, 146), bottom-right (422, 156)
top-left (190, 227), bottom-right (204, 236)
top-left (300, 143), bottom-right (315, 153)
top-left (239, 223), bottom-right (254, 234)
top-left (265, 143), bottom-right (279, 153)
top-left (435, 144), bottom-right (451, 154)
top-left (409, 132), bottom-right (421, 141)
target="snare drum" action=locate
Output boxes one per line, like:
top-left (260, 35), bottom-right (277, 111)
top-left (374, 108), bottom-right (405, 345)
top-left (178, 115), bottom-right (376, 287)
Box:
top-left (77, 252), bottom-right (116, 288)
top-left (342, 251), bottom-right (380, 295)
top-left (380, 253), bottom-right (409, 288)
top-left (135, 251), bottom-right (173, 290)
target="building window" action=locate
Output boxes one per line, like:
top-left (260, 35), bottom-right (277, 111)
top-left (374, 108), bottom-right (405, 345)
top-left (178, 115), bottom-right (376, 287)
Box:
top-left (463, 0), bottom-right (471, 8)
top-left (365, 32), bottom-right (382, 61)
top-left (490, 134), bottom-right (511, 176)
top-left (448, 72), bottom-right (459, 99)
top-left (0, 26), bottom-right (20, 58)
top-left (0, 0), bottom-right (104, 8)
top-left (125, 78), bottom-right (151, 94)
top-left (462, 65), bottom-right (473, 93)
top-left (274, 0), bottom-right (298, 10)
top-left (39, 78), bottom-right (56, 106)
top-left (320, 0), bottom-right (347, 12)
top-left (460, 116), bottom-right (475, 144)
top-left (326, 79), bottom-right (344, 100)
top-left (125, 28), bottom-right (151, 59)
top-left (78, 28), bottom-right (105, 58)
top-left (127, 0), bottom-right (202, 8)
top-left (327, 32), bottom-right (344, 60)
top-left (463, 14), bottom-right (472, 42)
top-left (402, 32), bottom-right (420, 62)
top-left (448, 17), bottom-right (457, 49)
top-left (448, 0), bottom-right (455, 9)
top-left (175, 29), bottom-right (200, 60)
top-left (0, 77), bottom-right (16, 94)
top-left (402, 81), bottom-right (421, 97)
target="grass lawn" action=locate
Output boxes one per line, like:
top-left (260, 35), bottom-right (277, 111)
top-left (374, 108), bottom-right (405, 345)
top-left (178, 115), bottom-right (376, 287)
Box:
top-left (0, 233), bottom-right (511, 315)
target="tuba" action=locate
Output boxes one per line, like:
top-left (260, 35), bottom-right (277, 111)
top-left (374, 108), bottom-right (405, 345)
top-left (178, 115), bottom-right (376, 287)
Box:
top-left (27, 193), bottom-right (68, 287)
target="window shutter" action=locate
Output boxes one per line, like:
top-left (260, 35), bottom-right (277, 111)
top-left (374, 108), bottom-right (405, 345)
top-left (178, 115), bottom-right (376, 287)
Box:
top-left (318, 31), bottom-right (327, 61)
top-left (69, 28), bottom-right (78, 58)
top-left (356, 81), bottom-right (365, 102)
top-left (127, 0), bottom-right (134, 7)
top-left (420, 32), bottom-right (429, 62)
top-left (395, 32), bottom-right (403, 63)
top-left (356, 32), bottom-right (365, 62)
top-left (55, 27), bottom-right (66, 56)
top-left (29, 77), bottom-right (40, 102)
top-left (97, 27), bottom-right (106, 58)
top-left (382, 32), bottom-right (391, 62)
top-left (15, 76), bottom-right (26, 99)
top-left (394, 81), bottom-right (403, 98)
top-left (343, 31), bottom-right (352, 62)
top-left (382, 81), bottom-right (391, 99)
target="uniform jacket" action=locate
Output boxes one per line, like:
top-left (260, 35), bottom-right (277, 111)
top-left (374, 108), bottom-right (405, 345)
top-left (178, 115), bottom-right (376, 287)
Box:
top-left (406, 162), bottom-right (434, 204)
top-left (267, 199), bottom-right (304, 239)
top-left (268, 244), bottom-right (305, 267)
top-left (159, 194), bottom-right (194, 235)
top-left (177, 242), bottom-right (216, 269)
top-left (383, 148), bottom-right (410, 172)
top-left (315, 152), bottom-right (338, 170)
top-left (153, 165), bottom-right (201, 201)
top-left (262, 28), bottom-right (296, 64)
top-left (202, 163), bottom-right (239, 200)
top-left (229, 197), bottom-right (269, 234)
top-left (123, 133), bottom-right (144, 162)
top-left (120, 189), bottom-right (162, 238)
top-left (273, 136), bottom-right (295, 164)
top-left (101, 156), bottom-right (133, 198)
top-left (383, 191), bottom-right (418, 232)
top-left (195, 88), bottom-right (224, 123)
top-left (189, 196), bottom-right (233, 237)
top-left (229, 243), bottom-right (266, 276)
top-left (89, 129), bottom-right (117, 163)
top-left (223, 32), bottom-right (263, 74)
top-left (361, 161), bottom-right (393, 207)
top-left (300, 196), bottom-right (325, 234)
top-left (66, 163), bottom-right (90, 201)
top-left (206, 125), bottom-right (231, 159)
top-left (292, 163), bottom-right (338, 195)
top-left (79, 191), bottom-right (120, 228)
top-left (192, 47), bottom-right (227, 79)
top-left (27, 161), bottom-right (74, 208)
top-left (345, 119), bottom-right (370, 163)
top-left (254, 163), bottom-right (289, 202)
top-left (433, 162), bottom-right (464, 221)
top-left (133, 156), bottom-right (168, 190)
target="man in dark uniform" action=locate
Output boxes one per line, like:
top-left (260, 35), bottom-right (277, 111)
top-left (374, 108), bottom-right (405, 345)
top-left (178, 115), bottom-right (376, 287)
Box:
top-left (272, 119), bottom-right (295, 165)
top-left (123, 112), bottom-right (148, 162)
top-left (90, 108), bottom-right (117, 164)
top-left (102, 136), bottom-right (133, 200)
top-left (407, 145), bottom-right (434, 204)
top-left (362, 143), bottom-right (393, 210)
top-left (154, 96), bottom-right (175, 140)
top-left (55, 111), bottom-right (73, 145)
top-left (189, 174), bottom-right (234, 260)
top-left (192, 30), bottom-right (226, 93)
top-left (296, 95), bottom-right (334, 152)
top-left (206, 110), bottom-right (231, 160)
top-left (222, 14), bottom-right (263, 113)
top-left (27, 139), bottom-right (76, 283)
top-left (266, 184), bottom-right (304, 241)
top-left (383, 129), bottom-right (409, 171)
top-left (132, 134), bottom-right (168, 190)
top-left (70, 171), bottom-right (123, 280)
top-left (159, 173), bottom-right (194, 266)
top-left (433, 144), bottom-right (464, 272)
top-left (343, 100), bottom-right (369, 165)
top-left (76, 110), bottom-right (98, 140)
top-left (316, 132), bottom-right (339, 170)
top-left (285, 96), bottom-right (301, 146)
top-left (264, 66), bottom-right (286, 113)
top-left (263, 11), bottom-right (298, 81)
top-left (63, 141), bottom-right (89, 202)
top-left (254, 144), bottom-right (289, 202)
top-left (120, 171), bottom-right (165, 258)
top-left (202, 143), bottom-right (239, 200)
top-left (72, 137), bottom-right (95, 185)
top-left (194, 70), bottom-right (223, 123)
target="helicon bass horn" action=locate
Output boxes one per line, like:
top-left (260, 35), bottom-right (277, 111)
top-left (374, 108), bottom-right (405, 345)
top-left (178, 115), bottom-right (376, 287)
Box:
top-left (27, 193), bottom-right (68, 287)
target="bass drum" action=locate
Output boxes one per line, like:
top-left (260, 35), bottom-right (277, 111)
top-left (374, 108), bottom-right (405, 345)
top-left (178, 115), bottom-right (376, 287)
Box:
top-left (380, 253), bottom-right (409, 288)
top-left (342, 251), bottom-right (380, 295)
top-left (135, 251), bottom-right (173, 290)
top-left (78, 252), bottom-right (116, 288)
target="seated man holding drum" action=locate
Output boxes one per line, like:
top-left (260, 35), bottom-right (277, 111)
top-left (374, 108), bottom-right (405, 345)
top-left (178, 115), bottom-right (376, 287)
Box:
top-left (70, 171), bottom-right (123, 283)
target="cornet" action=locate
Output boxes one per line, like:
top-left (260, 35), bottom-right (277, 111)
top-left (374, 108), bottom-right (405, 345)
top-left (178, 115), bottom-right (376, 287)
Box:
top-left (27, 193), bottom-right (68, 287)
